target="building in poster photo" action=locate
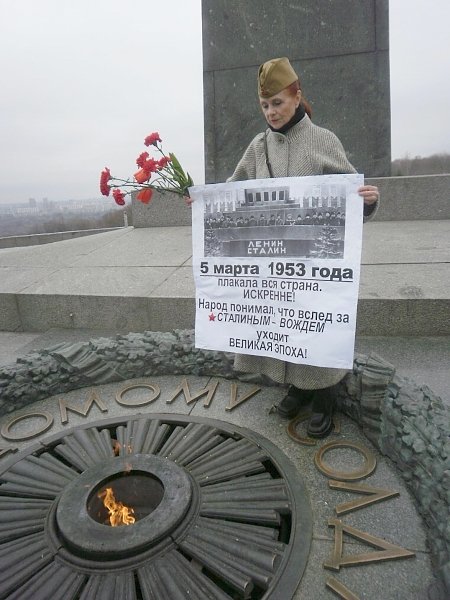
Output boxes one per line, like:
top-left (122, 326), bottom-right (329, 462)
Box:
top-left (202, 181), bottom-right (347, 259)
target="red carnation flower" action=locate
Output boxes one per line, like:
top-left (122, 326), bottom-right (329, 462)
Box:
top-left (136, 151), bottom-right (149, 168)
top-left (99, 131), bottom-right (191, 210)
top-left (144, 132), bottom-right (162, 147)
top-left (134, 168), bottom-right (151, 184)
top-left (136, 188), bottom-right (153, 204)
top-left (157, 156), bottom-right (171, 169)
top-left (143, 158), bottom-right (158, 174)
top-left (112, 189), bottom-right (126, 206)
top-left (100, 167), bottom-right (111, 196)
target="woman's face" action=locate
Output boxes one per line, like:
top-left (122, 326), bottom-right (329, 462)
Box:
top-left (259, 88), bottom-right (301, 129)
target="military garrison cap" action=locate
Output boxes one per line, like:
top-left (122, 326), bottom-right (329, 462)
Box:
top-left (258, 57), bottom-right (298, 97)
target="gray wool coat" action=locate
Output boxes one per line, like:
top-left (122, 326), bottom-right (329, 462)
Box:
top-left (227, 114), bottom-right (378, 390)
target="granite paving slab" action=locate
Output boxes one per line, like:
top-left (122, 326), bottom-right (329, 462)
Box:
top-left (70, 226), bottom-right (193, 267)
top-left (148, 266), bottom-right (196, 297)
top-left (359, 263), bottom-right (450, 299)
top-left (362, 220), bottom-right (450, 264)
top-left (17, 266), bottom-right (181, 296)
top-left (0, 267), bottom-right (60, 294)
top-left (0, 227), bottom-right (132, 268)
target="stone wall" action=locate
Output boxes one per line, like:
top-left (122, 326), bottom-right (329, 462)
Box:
top-left (202, 0), bottom-right (390, 183)
top-left (131, 192), bottom-right (192, 228)
top-left (130, 174), bottom-right (450, 227)
top-left (366, 174), bottom-right (450, 221)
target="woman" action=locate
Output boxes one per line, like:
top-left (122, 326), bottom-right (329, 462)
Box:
top-left (227, 57), bottom-right (379, 438)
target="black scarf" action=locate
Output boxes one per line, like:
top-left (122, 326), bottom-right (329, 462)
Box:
top-left (268, 103), bottom-right (306, 134)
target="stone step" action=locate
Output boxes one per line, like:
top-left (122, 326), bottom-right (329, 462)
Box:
top-left (0, 222), bottom-right (447, 336)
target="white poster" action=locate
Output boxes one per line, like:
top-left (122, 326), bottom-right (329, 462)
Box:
top-left (190, 174), bottom-right (364, 369)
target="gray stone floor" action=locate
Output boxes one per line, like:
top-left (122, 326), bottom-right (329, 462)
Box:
top-left (0, 221), bottom-right (448, 335)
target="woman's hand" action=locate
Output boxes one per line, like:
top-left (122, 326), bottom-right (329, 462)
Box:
top-left (184, 195), bottom-right (193, 207)
top-left (358, 185), bottom-right (379, 205)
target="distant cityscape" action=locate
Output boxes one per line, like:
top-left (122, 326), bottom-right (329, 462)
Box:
top-left (0, 197), bottom-right (128, 239)
top-left (0, 196), bottom-right (121, 218)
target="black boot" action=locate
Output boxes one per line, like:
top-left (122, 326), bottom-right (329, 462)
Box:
top-left (307, 386), bottom-right (336, 438)
top-left (278, 386), bottom-right (313, 419)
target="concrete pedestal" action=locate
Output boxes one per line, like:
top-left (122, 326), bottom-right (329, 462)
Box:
top-left (202, 0), bottom-right (391, 182)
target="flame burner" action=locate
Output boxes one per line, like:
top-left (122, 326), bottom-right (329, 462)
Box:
top-left (0, 414), bottom-right (312, 600)
top-left (56, 455), bottom-right (192, 558)
top-left (90, 472), bottom-right (164, 526)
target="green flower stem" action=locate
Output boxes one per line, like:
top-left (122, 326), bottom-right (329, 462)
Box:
top-left (107, 142), bottom-right (191, 201)
top-left (154, 171), bottom-right (173, 185)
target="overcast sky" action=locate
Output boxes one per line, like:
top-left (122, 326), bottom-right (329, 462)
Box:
top-left (0, 0), bottom-right (449, 204)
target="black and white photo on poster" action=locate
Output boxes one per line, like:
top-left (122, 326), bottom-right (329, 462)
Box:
top-left (190, 174), bottom-right (364, 370)
top-left (202, 179), bottom-right (347, 259)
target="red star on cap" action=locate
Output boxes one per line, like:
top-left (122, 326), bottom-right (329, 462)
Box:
top-left (209, 312), bottom-right (216, 321)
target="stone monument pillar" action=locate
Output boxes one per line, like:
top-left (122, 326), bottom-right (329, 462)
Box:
top-left (202, 0), bottom-right (390, 182)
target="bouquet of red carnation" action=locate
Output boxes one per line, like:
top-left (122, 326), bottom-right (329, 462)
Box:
top-left (100, 132), bottom-right (193, 206)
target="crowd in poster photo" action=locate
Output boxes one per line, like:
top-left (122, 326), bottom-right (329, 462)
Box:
top-left (204, 209), bottom-right (346, 229)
